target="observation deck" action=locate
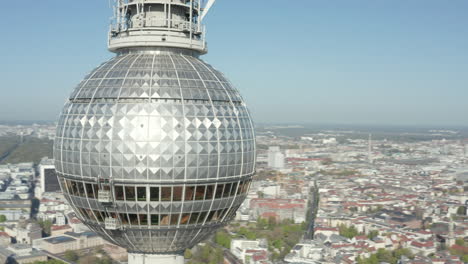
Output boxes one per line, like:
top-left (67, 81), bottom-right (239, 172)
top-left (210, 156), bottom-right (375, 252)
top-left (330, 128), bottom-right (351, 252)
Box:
top-left (108, 0), bottom-right (208, 54)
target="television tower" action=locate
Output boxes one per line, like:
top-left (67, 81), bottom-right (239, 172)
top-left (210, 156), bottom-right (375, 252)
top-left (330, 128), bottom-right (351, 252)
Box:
top-left (368, 134), bottom-right (373, 164)
top-left (54, 1), bottom-right (256, 263)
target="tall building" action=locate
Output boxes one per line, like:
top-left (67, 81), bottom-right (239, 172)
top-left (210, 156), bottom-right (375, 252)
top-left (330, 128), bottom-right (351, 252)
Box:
top-left (268, 146), bottom-right (285, 169)
top-left (38, 158), bottom-right (60, 193)
top-left (368, 134), bottom-right (373, 164)
top-left (53, 1), bottom-right (256, 263)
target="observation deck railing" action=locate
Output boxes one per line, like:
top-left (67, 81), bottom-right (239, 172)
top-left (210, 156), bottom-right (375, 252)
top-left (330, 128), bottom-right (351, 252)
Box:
top-left (111, 19), bottom-right (201, 35)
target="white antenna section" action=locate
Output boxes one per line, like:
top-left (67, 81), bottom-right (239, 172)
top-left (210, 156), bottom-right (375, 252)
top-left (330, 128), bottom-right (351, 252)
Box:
top-left (200, 0), bottom-right (216, 21)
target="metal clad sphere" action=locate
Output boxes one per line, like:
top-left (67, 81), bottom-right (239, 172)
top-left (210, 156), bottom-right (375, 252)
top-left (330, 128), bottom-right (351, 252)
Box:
top-left (54, 52), bottom-right (255, 253)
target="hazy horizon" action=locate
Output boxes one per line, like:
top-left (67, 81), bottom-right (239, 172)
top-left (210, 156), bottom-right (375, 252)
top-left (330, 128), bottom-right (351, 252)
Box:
top-left (1, 0), bottom-right (467, 126)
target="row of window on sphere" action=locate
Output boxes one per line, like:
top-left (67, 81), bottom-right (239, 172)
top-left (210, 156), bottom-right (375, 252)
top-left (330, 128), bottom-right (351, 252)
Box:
top-left (76, 205), bottom-right (239, 227)
top-left (61, 178), bottom-right (252, 202)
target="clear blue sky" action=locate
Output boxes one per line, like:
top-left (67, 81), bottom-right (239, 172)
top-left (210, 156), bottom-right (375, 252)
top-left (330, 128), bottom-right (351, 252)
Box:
top-left (1, 0), bottom-right (467, 126)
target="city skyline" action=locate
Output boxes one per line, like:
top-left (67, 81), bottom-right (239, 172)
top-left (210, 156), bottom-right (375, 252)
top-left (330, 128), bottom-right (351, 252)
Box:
top-left (1, 0), bottom-right (468, 125)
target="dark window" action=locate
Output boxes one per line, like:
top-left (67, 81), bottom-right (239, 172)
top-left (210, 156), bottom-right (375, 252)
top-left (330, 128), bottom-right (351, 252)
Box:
top-left (101, 211), bottom-right (109, 218)
top-left (197, 212), bottom-right (208, 224)
top-left (93, 210), bottom-right (104, 222)
top-left (171, 214), bottom-right (180, 225)
top-left (85, 183), bottom-right (95, 198)
top-left (207, 211), bottom-right (216, 222)
top-left (160, 215), bottom-right (170, 225)
top-left (205, 185), bottom-right (215, 200)
top-left (150, 187), bottom-right (160, 202)
top-left (70, 181), bottom-right (78, 196)
top-left (195, 185), bottom-right (206, 200)
top-left (180, 214), bottom-right (190, 225)
top-left (228, 207), bottom-right (238, 219)
top-left (215, 184), bottom-right (224, 199)
top-left (128, 214), bottom-right (139, 225)
top-left (115, 186), bottom-right (124, 201)
top-left (220, 209), bottom-right (229, 220)
top-left (217, 210), bottom-right (225, 221)
top-left (184, 186), bottom-right (195, 201)
top-left (77, 182), bottom-right (85, 197)
top-left (62, 180), bottom-right (68, 194)
top-left (120, 213), bottom-right (129, 225)
top-left (189, 213), bottom-right (199, 225)
top-left (64, 180), bottom-right (72, 194)
top-left (241, 180), bottom-right (247, 193)
top-left (223, 183), bottom-right (232, 198)
top-left (161, 187), bottom-right (172, 201)
top-left (139, 214), bottom-right (148, 225)
top-left (230, 182), bottom-right (238, 196)
top-left (78, 208), bottom-right (87, 219)
top-left (173, 186), bottom-right (183, 201)
top-left (137, 187), bottom-right (147, 202)
top-left (245, 180), bottom-right (252, 193)
top-left (151, 215), bottom-right (159, 225)
top-left (125, 186), bottom-right (135, 201)
top-left (237, 181), bottom-right (244, 195)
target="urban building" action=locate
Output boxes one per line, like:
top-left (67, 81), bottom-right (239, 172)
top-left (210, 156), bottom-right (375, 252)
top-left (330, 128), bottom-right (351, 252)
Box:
top-left (268, 147), bottom-right (285, 169)
top-left (230, 239), bottom-right (270, 264)
top-left (250, 198), bottom-right (307, 224)
top-left (32, 231), bottom-right (105, 254)
top-left (15, 220), bottom-right (42, 245)
top-left (0, 232), bottom-right (11, 247)
top-left (0, 244), bottom-right (47, 264)
top-left (38, 157), bottom-right (60, 193)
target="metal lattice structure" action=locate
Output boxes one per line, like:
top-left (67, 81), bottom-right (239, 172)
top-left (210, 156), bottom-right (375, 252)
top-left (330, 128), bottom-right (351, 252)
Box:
top-left (54, 0), bottom-right (255, 259)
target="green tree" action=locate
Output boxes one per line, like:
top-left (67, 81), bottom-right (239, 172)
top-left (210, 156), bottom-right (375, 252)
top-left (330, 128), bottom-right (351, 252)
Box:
top-left (38, 219), bottom-right (53, 236)
top-left (215, 231), bottom-right (232, 248)
top-left (368, 254), bottom-right (379, 264)
top-left (0, 215), bottom-right (6, 222)
top-left (393, 248), bottom-right (413, 260)
top-left (462, 255), bottom-right (468, 263)
top-left (64, 250), bottom-right (79, 262)
top-left (339, 224), bottom-right (359, 239)
top-left (95, 257), bottom-right (112, 264)
top-left (201, 244), bottom-right (211, 262)
top-left (272, 239), bottom-right (283, 249)
top-left (376, 249), bottom-right (396, 264)
top-left (184, 249), bottom-right (193, 259)
top-left (455, 238), bottom-right (465, 247)
top-left (239, 227), bottom-right (256, 240)
top-left (367, 230), bottom-right (379, 240)
top-left (456, 206), bottom-right (466, 215)
top-left (256, 218), bottom-right (268, 229)
top-left (267, 216), bottom-right (276, 230)
top-left (33, 261), bottom-right (66, 264)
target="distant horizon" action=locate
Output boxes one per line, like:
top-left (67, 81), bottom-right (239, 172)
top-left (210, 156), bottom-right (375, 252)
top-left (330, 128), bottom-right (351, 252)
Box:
top-left (1, 1), bottom-right (468, 126)
top-left (2, 119), bottom-right (468, 131)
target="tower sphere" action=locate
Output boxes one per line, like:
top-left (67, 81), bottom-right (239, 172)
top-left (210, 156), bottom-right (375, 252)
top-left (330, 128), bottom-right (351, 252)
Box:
top-left (54, 0), bottom-right (255, 261)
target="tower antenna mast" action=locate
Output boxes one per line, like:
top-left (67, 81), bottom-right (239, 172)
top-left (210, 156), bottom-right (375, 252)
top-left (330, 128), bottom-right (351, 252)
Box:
top-left (201, 0), bottom-right (216, 21)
